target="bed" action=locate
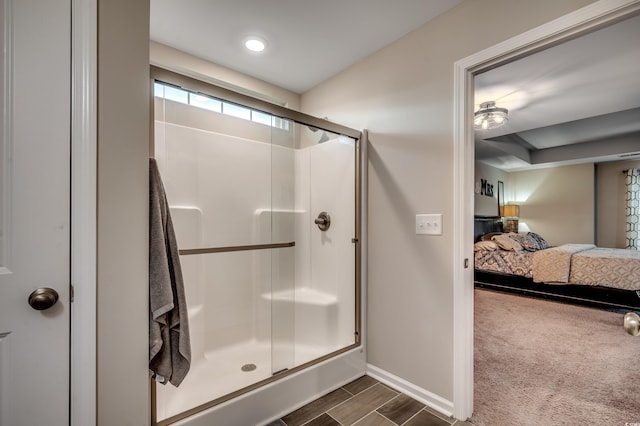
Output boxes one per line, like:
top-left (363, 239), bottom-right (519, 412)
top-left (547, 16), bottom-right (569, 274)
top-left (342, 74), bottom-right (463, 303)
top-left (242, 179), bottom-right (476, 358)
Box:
top-left (474, 217), bottom-right (640, 310)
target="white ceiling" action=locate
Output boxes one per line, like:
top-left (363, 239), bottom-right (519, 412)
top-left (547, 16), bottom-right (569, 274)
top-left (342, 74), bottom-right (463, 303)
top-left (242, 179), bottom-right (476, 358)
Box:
top-left (474, 14), bottom-right (640, 171)
top-left (150, 2), bottom-right (640, 171)
top-left (150, 0), bottom-right (464, 94)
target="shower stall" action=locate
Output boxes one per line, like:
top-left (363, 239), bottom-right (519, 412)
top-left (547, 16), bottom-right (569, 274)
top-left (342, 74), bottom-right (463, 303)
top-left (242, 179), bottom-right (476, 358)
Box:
top-left (150, 68), bottom-right (362, 425)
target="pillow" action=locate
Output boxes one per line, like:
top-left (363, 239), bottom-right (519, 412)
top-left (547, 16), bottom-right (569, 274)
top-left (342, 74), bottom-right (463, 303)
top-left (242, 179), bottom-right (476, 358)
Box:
top-left (474, 240), bottom-right (498, 252)
top-left (508, 233), bottom-right (541, 251)
top-left (480, 232), bottom-right (503, 242)
top-left (491, 234), bottom-right (523, 251)
top-left (527, 232), bottom-right (550, 250)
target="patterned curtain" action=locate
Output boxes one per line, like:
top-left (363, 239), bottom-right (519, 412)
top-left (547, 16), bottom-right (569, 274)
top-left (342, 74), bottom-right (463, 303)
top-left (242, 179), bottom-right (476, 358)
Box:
top-left (625, 168), bottom-right (640, 249)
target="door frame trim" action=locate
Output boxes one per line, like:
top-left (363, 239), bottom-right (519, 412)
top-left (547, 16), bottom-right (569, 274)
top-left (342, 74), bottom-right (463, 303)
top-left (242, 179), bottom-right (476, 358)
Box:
top-left (71, 0), bottom-right (97, 424)
top-left (452, 0), bottom-right (640, 420)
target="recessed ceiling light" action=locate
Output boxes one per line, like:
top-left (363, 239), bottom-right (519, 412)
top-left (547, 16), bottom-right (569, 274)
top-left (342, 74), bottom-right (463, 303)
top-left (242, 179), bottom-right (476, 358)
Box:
top-left (244, 37), bottom-right (266, 52)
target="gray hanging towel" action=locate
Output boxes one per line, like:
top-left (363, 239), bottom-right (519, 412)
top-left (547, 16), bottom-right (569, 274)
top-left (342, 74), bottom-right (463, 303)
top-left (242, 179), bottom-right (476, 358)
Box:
top-left (149, 158), bottom-right (191, 386)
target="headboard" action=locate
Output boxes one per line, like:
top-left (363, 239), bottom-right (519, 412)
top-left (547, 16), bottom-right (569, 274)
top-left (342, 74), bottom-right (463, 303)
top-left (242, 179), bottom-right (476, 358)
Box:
top-left (474, 217), bottom-right (503, 241)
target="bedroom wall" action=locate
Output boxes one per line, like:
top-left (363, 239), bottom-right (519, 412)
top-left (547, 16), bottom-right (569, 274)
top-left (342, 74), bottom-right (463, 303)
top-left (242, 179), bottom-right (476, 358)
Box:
top-left (475, 162), bottom-right (509, 217)
top-left (300, 0), bottom-right (596, 404)
top-left (596, 159), bottom-right (640, 248)
top-left (509, 163), bottom-right (595, 246)
top-left (475, 158), bottom-right (639, 248)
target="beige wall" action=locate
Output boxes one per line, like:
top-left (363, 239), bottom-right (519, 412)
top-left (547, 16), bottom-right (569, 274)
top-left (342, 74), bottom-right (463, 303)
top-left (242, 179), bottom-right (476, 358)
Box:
top-left (597, 160), bottom-right (640, 248)
top-left (301, 0), bottom-right (595, 401)
top-left (98, 0), bottom-right (150, 424)
top-left (505, 159), bottom-right (640, 249)
top-left (509, 164), bottom-right (595, 246)
top-left (150, 42), bottom-right (301, 111)
top-left (474, 162), bottom-right (509, 217)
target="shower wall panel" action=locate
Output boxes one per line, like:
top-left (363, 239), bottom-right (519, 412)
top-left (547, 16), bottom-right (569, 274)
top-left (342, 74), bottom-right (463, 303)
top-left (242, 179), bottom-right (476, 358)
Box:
top-left (153, 90), bottom-right (359, 423)
top-left (291, 136), bottom-right (356, 362)
top-left (155, 121), bottom-right (283, 352)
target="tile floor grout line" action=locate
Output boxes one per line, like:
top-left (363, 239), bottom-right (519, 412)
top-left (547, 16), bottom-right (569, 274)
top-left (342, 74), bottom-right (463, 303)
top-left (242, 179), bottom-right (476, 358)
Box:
top-left (370, 384), bottom-right (400, 412)
top-left (302, 412), bottom-right (345, 426)
top-left (333, 411), bottom-right (347, 426)
top-left (279, 376), bottom-right (462, 426)
top-left (347, 379), bottom-right (378, 395)
top-left (363, 389), bottom-right (403, 426)
top-left (289, 386), bottom-right (358, 426)
top-left (340, 381), bottom-right (356, 396)
top-left (295, 375), bottom-right (367, 421)
top-left (298, 411), bottom-right (343, 426)
top-left (322, 389), bottom-right (358, 419)
top-left (375, 383), bottom-right (437, 425)
top-left (323, 382), bottom-right (382, 420)
top-left (297, 385), bottom-right (365, 426)
top-left (398, 408), bottom-right (423, 426)
top-left (350, 414), bottom-right (373, 426)
top-left (352, 382), bottom-right (426, 426)
top-left (377, 411), bottom-right (400, 426)
top-left (328, 383), bottom-right (400, 426)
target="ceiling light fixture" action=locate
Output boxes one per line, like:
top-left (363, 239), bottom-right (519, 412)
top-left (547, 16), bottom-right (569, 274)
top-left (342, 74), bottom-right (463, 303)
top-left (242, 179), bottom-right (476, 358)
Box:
top-left (244, 37), bottom-right (266, 52)
top-left (474, 101), bottom-right (508, 130)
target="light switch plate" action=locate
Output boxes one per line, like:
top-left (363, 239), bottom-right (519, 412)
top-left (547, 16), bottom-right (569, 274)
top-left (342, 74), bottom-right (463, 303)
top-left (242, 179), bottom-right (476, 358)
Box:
top-left (416, 214), bottom-right (442, 235)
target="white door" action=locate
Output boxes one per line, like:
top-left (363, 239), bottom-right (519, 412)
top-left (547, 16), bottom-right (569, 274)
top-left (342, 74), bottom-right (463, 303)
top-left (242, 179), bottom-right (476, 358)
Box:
top-left (0, 0), bottom-right (70, 425)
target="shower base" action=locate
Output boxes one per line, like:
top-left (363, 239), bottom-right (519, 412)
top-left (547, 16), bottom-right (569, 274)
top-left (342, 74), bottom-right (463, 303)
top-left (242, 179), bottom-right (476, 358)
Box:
top-left (155, 339), bottom-right (339, 422)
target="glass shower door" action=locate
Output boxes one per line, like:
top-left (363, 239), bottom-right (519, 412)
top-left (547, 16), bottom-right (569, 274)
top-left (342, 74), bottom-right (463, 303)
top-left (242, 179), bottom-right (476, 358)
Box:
top-left (153, 84), bottom-right (296, 422)
top-left (151, 72), bottom-right (360, 425)
top-left (294, 125), bottom-right (357, 365)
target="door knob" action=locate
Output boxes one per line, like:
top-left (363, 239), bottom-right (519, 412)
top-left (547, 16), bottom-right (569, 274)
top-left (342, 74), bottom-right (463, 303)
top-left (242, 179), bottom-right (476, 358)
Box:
top-left (28, 287), bottom-right (59, 311)
top-left (623, 312), bottom-right (640, 336)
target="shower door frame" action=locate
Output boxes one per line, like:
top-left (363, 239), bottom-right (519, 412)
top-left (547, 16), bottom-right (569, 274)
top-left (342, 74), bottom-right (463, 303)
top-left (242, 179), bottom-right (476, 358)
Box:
top-left (149, 65), bottom-right (363, 425)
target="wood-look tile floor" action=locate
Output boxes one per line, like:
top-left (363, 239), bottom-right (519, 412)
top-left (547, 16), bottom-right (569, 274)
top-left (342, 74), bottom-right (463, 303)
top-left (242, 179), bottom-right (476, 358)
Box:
top-left (267, 375), bottom-right (475, 426)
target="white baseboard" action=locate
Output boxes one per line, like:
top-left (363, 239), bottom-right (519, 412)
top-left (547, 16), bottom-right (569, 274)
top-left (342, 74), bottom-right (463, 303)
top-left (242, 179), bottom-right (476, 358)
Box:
top-left (366, 364), bottom-right (454, 419)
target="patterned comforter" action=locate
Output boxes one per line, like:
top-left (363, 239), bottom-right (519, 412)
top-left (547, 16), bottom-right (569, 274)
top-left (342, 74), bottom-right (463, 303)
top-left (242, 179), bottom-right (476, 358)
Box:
top-left (568, 247), bottom-right (640, 290)
top-left (475, 244), bottom-right (640, 291)
top-left (532, 244), bottom-right (595, 283)
top-left (474, 249), bottom-right (534, 278)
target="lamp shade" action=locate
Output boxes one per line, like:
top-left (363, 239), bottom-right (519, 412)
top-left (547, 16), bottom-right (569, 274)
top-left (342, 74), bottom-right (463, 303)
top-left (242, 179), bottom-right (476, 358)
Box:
top-left (501, 204), bottom-right (520, 218)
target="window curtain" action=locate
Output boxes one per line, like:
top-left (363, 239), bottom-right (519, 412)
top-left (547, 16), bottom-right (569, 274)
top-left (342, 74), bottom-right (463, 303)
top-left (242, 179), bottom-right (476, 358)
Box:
top-left (625, 168), bottom-right (640, 249)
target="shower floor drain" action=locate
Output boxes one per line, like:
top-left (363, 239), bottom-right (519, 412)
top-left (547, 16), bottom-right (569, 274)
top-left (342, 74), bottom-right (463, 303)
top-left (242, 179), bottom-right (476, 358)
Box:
top-left (241, 364), bottom-right (257, 372)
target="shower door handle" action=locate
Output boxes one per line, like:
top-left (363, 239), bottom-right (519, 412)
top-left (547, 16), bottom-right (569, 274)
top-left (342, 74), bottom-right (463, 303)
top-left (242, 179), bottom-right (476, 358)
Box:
top-left (314, 212), bottom-right (331, 231)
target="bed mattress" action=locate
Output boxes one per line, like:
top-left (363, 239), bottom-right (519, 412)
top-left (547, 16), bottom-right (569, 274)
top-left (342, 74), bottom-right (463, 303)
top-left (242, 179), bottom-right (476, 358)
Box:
top-left (475, 241), bottom-right (640, 291)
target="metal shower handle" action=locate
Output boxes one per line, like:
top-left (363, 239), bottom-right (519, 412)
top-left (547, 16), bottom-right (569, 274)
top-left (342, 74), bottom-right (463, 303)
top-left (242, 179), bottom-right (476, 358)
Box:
top-left (314, 212), bottom-right (330, 231)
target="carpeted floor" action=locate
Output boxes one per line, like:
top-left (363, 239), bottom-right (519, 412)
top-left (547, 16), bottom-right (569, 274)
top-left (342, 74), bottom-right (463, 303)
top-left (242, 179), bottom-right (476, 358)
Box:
top-left (472, 288), bottom-right (640, 426)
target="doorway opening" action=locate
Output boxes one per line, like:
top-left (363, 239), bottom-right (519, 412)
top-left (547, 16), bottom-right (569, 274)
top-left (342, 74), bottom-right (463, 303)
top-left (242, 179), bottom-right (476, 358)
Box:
top-left (452, 0), bottom-right (640, 420)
